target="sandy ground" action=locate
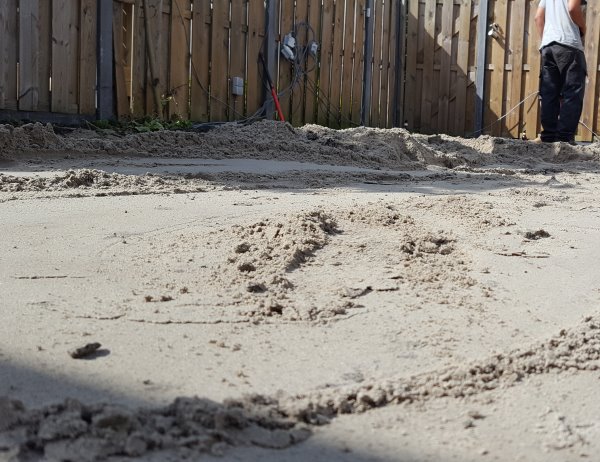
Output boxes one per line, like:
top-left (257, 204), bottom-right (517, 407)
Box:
top-left (1, 121), bottom-right (600, 461)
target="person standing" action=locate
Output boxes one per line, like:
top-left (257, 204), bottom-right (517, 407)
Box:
top-left (535, 0), bottom-right (587, 143)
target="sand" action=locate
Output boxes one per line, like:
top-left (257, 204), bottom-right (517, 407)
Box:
top-left (1, 121), bottom-right (600, 461)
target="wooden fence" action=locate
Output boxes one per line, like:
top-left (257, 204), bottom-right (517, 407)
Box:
top-left (2, 0), bottom-right (600, 140)
top-left (113, 0), bottom-right (402, 129)
top-left (0, 0), bottom-right (97, 116)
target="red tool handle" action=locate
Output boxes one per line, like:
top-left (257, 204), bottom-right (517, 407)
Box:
top-left (260, 53), bottom-right (286, 122)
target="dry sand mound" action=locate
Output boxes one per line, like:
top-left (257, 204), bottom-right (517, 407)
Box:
top-left (3, 121), bottom-right (599, 172)
top-left (1, 315), bottom-right (597, 461)
top-left (0, 169), bottom-right (210, 199)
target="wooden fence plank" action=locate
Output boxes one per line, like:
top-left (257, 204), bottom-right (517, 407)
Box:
top-left (369, 1), bottom-right (382, 127)
top-left (143, 0), bottom-right (165, 116)
top-left (304, 0), bottom-right (322, 124)
top-left (404, 0), bottom-right (418, 129)
top-left (437, 0), bottom-right (453, 132)
top-left (132, 0), bottom-right (147, 117)
top-left (191, 0), bottom-right (211, 121)
top-left (379, 0), bottom-right (392, 128)
top-left (524, 0), bottom-right (540, 139)
top-left (230, 0), bottom-right (247, 119)
top-left (351, 2), bottom-right (366, 126)
top-left (453, 0), bottom-right (471, 134)
top-left (0, 0), bottom-right (18, 110)
top-left (340, 0), bottom-right (355, 127)
top-left (506, 0), bottom-right (525, 137)
top-left (387, 0), bottom-right (399, 128)
top-left (52, 0), bottom-right (80, 113)
top-left (487, 0), bottom-right (508, 136)
top-left (114, 2), bottom-right (130, 118)
top-left (278, 0), bottom-right (295, 121)
top-left (328, 0), bottom-right (346, 128)
top-left (318, 0), bottom-right (335, 125)
top-left (581, 2), bottom-right (600, 141)
top-left (80, 0), bottom-right (97, 115)
top-left (420, 0), bottom-right (436, 132)
top-left (210, 1), bottom-right (230, 121)
top-left (19, 0), bottom-right (40, 111)
top-left (292, 0), bottom-right (309, 125)
top-left (246, 0), bottom-right (266, 118)
top-left (169, 0), bottom-right (191, 120)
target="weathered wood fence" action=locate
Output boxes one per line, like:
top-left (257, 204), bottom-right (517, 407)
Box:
top-left (0, 0), bottom-right (97, 119)
top-left (1, 0), bottom-right (600, 140)
top-left (112, 0), bottom-right (402, 128)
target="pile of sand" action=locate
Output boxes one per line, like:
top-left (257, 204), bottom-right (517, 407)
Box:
top-left (1, 315), bottom-right (597, 460)
top-left (0, 169), bottom-right (210, 198)
top-left (3, 122), bottom-right (599, 172)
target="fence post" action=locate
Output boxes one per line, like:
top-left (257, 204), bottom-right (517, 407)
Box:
top-left (474, 0), bottom-right (489, 135)
top-left (361, 0), bottom-right (374, 126)
top-left (97, 0), bottom-right (114, 120)
top-left (394, 0), bottom-right (407, 127)
top-left (263, 0), bottom-right (278, 119)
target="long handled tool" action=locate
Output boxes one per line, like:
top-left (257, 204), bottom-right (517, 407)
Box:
top-left (259, 52), bottom-right (285, 122)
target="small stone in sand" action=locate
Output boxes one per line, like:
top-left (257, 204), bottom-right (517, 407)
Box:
top-left (69, 342), bottom-right (101, 359)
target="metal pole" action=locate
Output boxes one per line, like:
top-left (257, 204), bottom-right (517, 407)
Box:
top-left (97, 0), bottom-right (114, 121)
top-left (361, 0), bottom-right (374, 126)
top-left (264, 0), bottom-right (278, 119)
top-left (474, 0), bottom-right (489, 135)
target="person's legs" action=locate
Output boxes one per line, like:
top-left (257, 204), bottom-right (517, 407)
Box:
top-left (557, 48), bottom-right (586, 143)
top-left (539, 45), bottom-right (563, 142)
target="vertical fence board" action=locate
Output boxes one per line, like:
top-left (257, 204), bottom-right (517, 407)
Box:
top-left (292, 0), bottom-right (309, 125)
top-left (278, 0), bottom-right (295, 121)
top-left (19, 0), bottom-right (40, 111)
top-left (420, 0), bottom-right (435, 132)
top-left (486, 0), bottom-right (507, 135)
top-left (230, 0), bottom-right (246, 119)
top-left (247, 0), bottom-right (266, 118)
top-left (52, 0), bottom-right (80, 113)
top-left (379, 0), bottom-right (392, 128)
top-left (304, 0), bottom-right (322, 124)
top-left (404, 0), bottom-right (418, 129)
top-left (328, 0), bottom-right (345, 128)
top-left (210, 1), bottom-right (230, 121)
top-left (351, 2), bottom-right (366, 126)
top-left (0, 1), bottom-right (18, 110)
top-left (144, 0), bottom-right (165, 116)
top-left (582, 2), bottom-right (600, 141)
top-left (318, 1), bottom-right (334, 125)
top-left (369, 1), bottom-right (382, 127)
top-left (80, 0), bottom-right (97, 115)
top-left (524, 0), bottom-right (540, 138)
top-left (114, 2), bottom-right (130, 118)
top-left (169, 0), bottom-right (191, 120)
top-left (506, 0), bottom-right (525, 137)
top-left (191, 0), bottom-right (211, 121)
top-left (387, 0), bottom-right (399, 128)
top-left (437, 0), bottom-right (452, 132)
top-left (454, 0), bottom-right (471, 134)
top-left (132, 0), bottom-right (147, 117)
top-left (340, 0), bottom-right (355, 127)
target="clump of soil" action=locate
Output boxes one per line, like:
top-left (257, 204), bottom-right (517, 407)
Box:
top-left (525, 229), bottom-right (551, 240)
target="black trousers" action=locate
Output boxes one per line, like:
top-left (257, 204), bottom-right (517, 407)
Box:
top-left (539, 43), bottom-right (586, 142)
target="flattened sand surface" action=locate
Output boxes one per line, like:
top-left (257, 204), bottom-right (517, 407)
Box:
top-left (1, 121), bottom-right (600, 461)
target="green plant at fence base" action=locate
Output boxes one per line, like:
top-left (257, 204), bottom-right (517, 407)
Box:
top-left (90, 117), bottom-right (192, 133)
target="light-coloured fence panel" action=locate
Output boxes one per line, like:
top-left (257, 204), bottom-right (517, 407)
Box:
top-left (0, 0), bottom-right (97, 116)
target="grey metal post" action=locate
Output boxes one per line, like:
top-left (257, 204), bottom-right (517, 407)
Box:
top-left (97, 0), bottom-right (114, 120)
top-left (393, 0), bottom-right (407, 127)
top-left (474, 0), bottom-right (489, 135)
top-left (264, 0), bottom-right (278, 118)
top-left (361, 0), bottom-right (374, 126)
